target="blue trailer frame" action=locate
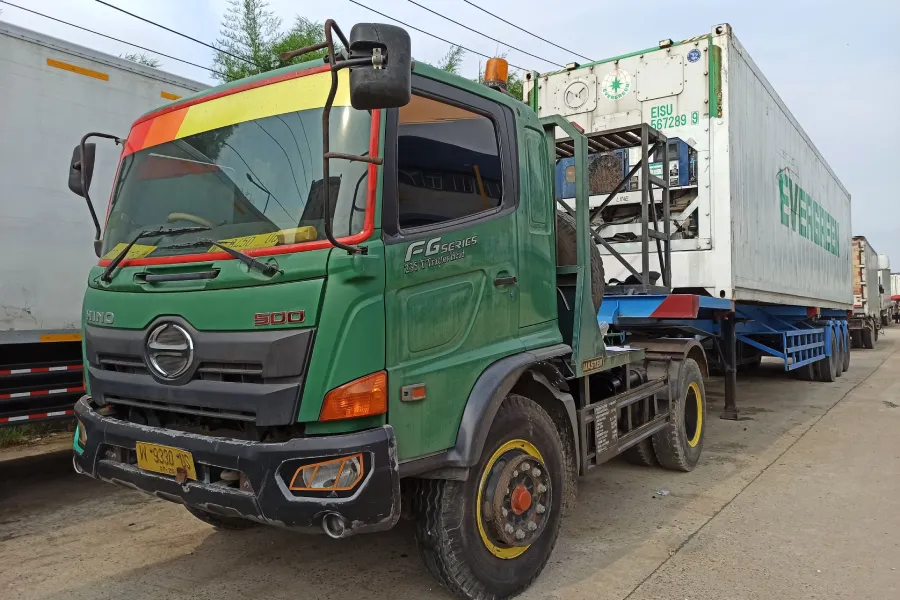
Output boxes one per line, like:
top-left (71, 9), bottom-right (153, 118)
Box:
top-left (599, 294), bottom-right (850, 419)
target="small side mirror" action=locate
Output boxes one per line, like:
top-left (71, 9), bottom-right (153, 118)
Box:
top-left (68, 142), bottom-right (96, 198)
top-left (348, 23), bottom-right (411, 110)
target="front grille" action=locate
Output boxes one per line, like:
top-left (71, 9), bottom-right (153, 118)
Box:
top-left (96, 354), bottom-right (263, 383)
top-left (98, 354), bottom-right (148, 375)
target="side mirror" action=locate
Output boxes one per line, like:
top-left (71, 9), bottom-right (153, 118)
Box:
top-left (68, 142), bottom-right (96, 198)
top-left (348, 23), bottom-right (411, 110)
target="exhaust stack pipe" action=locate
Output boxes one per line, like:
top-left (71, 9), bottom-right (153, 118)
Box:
top-left (322, 512), bottom-right (350, 539)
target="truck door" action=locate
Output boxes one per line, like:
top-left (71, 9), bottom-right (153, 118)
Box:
top-left (382, 78), bottom-right (522, 460)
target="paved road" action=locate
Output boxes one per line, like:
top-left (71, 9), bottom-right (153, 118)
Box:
top-left (1, 337), bottom-right (897, 600)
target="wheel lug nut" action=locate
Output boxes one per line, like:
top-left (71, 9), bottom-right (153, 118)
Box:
top-left (532, 468), bottom-right (542, 477)
top-left (501, 507), bottom-right (508, 517)
top-left (527, 521), bottom-right (537, 531)
top-left (505, 523), bottom-right (515, 534)
top-left (515, 529), bottom-right (525, 540)
top-left (521, 462), bottom-right (530, 471)
top-left (537, 484), bottom-right (547, 494)
top-left (536, 503), bottom-right (546, 514)
top-left (512, 470), bottom-right (519, 477)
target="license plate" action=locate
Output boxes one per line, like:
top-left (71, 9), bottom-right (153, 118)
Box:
top-left (135, 442), bottom-right (197, 480)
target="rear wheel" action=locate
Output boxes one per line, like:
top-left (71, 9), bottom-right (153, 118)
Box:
top-left (555, 211), bottom-right (604, 312)
top-left (184, 506), bottom-right (258, 530)
top-left (842, 329), bottom-right (851, 372)
top-left (652, 359), bottom-right (705, 472)
top-left (816, 336), bottom-right (838, 382)
top-left (413, 395), bottom-right (566, 600)
top-left (862, 326), bottom-right (875, 349)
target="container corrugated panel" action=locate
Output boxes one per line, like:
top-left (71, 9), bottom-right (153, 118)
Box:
top-left (0, 23), bottom-right (206, 338)
top-left (725, 31), bottom-right (851, 308)
top-left (852, 237), bottom-right (880, 317)
top-left (531, 24), bottom-right (852, 309)
top-left (892, 273), bottom-right (900, 297)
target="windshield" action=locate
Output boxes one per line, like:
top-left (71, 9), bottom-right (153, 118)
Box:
top-left (102, 105), bottom-right (372, 260)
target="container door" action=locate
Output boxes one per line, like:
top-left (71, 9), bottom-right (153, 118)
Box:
top-left (382, 81), bottom-right (523, 460)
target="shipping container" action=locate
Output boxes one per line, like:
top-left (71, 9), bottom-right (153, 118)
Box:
top-left (892, 273), bottom-right (900, 297)
top-left (848, 236), bottom-right (880, 347)
top-left (0, 22), bottom-right (206, 425)
top-left (877, 254), bottom-right (893, 324)
top-left (528, 23), bottom-right (852, 310)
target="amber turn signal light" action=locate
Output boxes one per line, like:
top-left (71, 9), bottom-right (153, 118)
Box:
top-left (319, 371), bottom-right (387, 421)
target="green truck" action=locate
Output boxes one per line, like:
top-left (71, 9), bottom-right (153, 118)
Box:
top-left (69, 21), bottom-right (707, 600)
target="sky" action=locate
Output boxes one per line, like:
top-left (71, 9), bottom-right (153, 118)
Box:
top-left (2, 0), bottom-right (899, 264)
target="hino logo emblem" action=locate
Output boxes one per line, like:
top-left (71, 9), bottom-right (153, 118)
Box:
top-left (146, 323), bottom-right (194, 380)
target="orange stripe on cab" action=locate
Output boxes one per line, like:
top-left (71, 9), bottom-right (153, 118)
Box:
top-left (140, 107), bottom-right (189, 150)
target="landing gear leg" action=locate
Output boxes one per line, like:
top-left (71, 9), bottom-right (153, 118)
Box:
top-left (721, 314), bottom-right (739, 421)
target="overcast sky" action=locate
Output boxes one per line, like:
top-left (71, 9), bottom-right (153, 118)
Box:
top-left (3, 0), bottom-right (899, 263)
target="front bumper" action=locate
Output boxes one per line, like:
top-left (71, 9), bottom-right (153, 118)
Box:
top-left (73, 397), bottom-right (400, 535)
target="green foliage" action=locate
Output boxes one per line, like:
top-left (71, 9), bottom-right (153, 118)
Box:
top-left (120, 52), bottom-right (161, 68)
top-left (213, 1), bottom-right (330, 82)
top-left (436, 46), bottom-right (465, 74)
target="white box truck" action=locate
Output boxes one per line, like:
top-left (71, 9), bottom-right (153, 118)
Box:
top-left (0, 22), bottom-right (205, 426)
top-left (526, 23), bottom-right (852, 310)
top-left (850, 236), bottom-right (880, 347)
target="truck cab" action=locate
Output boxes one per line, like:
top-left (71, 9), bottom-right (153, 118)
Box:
top-left (70, 21), bottom-right (705, 600)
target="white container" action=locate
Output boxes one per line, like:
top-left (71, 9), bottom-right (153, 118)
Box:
top-left (852, 237), bottom-right (880, 318)
top-left (0, 23), bottom-right (206, 342)
top-left (892, 273), bottom-right (900, 298)
top-left (528, 23), bottom-right (852, 309)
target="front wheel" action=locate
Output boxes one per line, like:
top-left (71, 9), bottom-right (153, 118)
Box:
top-left (413, 395), bottom-right (566, 600)
top-left (652, 359), bottom-right (706, 472)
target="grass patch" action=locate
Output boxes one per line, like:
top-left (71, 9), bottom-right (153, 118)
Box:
top-left (0, 421), bottom-right (75, 448)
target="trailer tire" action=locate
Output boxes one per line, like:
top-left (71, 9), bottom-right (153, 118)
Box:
top-left (816, 336), bottom-right (838, 382)
top-left (623, 439), bottom-right (658, 467)
top-left (413, 395), bottom-right (565, 600)
top-left (556, 211), bottom-right (604, 312)
top-left (862, 326), bottom-right (875, 349)
top-left (842, 329), bottom-right (851, 372)
top-left (795, 361), bottom-right (816, 381)
top-left (184, 506), bottom-right (258, 530)
top-left (652, 359), bottom-right (705, 472)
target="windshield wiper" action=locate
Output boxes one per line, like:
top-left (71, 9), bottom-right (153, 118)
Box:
top-left (100, 226), bottom-right (209, 283)
top-left (162, 239), bottom-right (280, 277)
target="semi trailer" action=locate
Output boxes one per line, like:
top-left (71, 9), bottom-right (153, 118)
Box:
top-left (0, 22), bottom-right (205, 427)
top-left (850, 236), bottom-right (880, 347)
top-left (527, 23), bottom-right (852, 406)
top-left (877, 254), bottom-right (892, 326)
top-left (65, 18), bottom-right (849, 600)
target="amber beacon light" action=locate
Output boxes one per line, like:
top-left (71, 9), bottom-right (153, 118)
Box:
top-left (484, 57), bottom-right (509, 92)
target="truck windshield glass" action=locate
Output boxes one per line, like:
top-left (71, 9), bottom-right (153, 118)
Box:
top-left (101, 106), bottom-right (371, 259)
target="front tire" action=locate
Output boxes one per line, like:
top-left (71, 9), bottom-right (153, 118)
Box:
top-left (652, 359), bottom-right (706, 472)
top-left (413, 395), bottom-right (566, 600)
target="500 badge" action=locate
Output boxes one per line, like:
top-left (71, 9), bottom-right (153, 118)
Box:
top-left (403, 235), bottom-right (478, 274)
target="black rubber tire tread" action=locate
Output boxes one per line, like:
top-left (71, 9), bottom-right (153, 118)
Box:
top-left (412, 395), bottom-right (565, 600)
top-left (816, 336), bottom-right (838, 382)
top-left (842, 330), bottom-right (851, 372)
top-left (862, 326), bottom-right (875, 349)
top-left (833, 332), bottom-right (842, 378)
top-left (651, 359), bottom-right (706, 472)
top-left (874, 324), bottom-right (880, 342)
top-left (795, 361), bottom-right (816, 380)
top-left (184, 506), bottom-right (258, 530)
top-left (623, 438), bottom-right (658, 467)
top-left (555, 211), bottom-right (604, 313)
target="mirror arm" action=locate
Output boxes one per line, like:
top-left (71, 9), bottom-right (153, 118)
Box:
top-left (79, 132), bottom-right (122, 242)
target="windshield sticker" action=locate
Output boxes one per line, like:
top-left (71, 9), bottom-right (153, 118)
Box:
top-left (213, 227), bottom-right (318, 252)
top-left (124, 70), bottom-right (351, 157)
top-left (403, 235), bottom-right (478, 274)
top-left (101, 243), bottom-right (157, 261)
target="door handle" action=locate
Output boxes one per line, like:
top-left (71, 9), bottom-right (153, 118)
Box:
top-left (494, 274), bottom-right (517, 287)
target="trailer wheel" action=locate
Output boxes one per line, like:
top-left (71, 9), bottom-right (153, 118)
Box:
top-left (816, 336), bottom-right (838, 382)
top-left (652, 359), bottom-right (705, 472)
top-left (842, 329), bottom-right (851, 372)
top-left (623, 438), bottom-right (658, 467)
top-left (556, 210), bottom-right (604, 312)
top-left (184, 506), bottom-right (258, 530)
top-left (862, 326), bottom-right (875, 349)
top-left (413, 395), bottom-right (565, 600)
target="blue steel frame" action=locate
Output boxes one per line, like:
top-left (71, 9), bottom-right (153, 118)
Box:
top-left (599, 295), bottom-right (849, 371)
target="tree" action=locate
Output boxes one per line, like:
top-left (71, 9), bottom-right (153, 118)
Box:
top-left (272, 17), bottom-right (330, 69)
top-left (436, 46), bottom-right (465, 74)
top-left (214, 0), bottom-right (282, 81)
top-left (120, 52), bottom-right (161, 68)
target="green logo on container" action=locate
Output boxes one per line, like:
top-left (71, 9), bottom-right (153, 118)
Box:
top-left (601, 69), bottom-right (632, 101)
top-left (778, 170), bottom-right (839, 257)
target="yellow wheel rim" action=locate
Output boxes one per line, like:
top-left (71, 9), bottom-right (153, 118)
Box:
top-left (686, 381), bottom-right (703, 448)
top-left (476, 439), bottom-right (543, 559)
